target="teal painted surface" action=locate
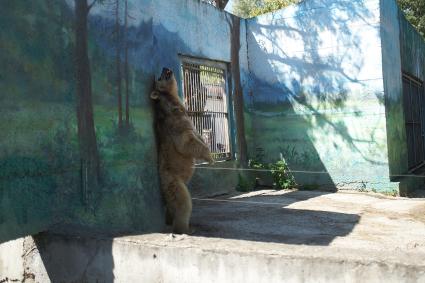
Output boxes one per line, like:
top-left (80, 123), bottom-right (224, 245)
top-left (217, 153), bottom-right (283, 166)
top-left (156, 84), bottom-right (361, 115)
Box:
top-left (379, 0), bottom-right (425, 194)
top-left (150, 0), bottom-right (240, 196)
top-left (244, 0), bottom-right (397, 191)
top-left (399, 10), bottom-right (425, 80)
top-left (190, 161), bottom-right (240, 197)
top-left (0, 0), bottom-right (236, 243)
top-left (395, 1), bottom-right (425, 193)
top-left (3, 0), bottom-right (424, 243)
top-left (380, 0), bottom-right (407, 189)
top-left (380, 0), bottom-right (408, 194)
top-left (0, 0), bottom-right (165, 242)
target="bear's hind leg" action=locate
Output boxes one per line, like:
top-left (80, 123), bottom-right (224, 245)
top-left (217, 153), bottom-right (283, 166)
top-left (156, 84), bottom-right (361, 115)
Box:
top-left (165, 207), bottom-right (173, 226)
top-left (169, 179), bottom-right (192, 234)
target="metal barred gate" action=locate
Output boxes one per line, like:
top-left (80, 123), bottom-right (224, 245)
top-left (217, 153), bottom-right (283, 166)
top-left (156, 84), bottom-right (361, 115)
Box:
top-left (402, 72), bottom-right (425, 170)
top-left (181, 59), bottom-right (231, 161)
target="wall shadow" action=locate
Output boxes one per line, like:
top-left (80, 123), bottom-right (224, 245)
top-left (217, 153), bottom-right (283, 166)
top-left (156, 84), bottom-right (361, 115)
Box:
top-left (34, 232), bottom-right (114, 282)
top-left (244, 0), bottom-right (389, 190)
top-left (191, 190), bottom-right (360, 246)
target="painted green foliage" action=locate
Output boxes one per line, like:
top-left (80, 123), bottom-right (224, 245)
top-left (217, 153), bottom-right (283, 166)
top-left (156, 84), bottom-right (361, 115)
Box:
top-left (0, 0), bottom-right (163, 242)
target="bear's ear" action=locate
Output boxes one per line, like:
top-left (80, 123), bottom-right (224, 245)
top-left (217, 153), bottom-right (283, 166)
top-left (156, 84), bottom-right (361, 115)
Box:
top-left (150, 91), bottom-right (159, 100)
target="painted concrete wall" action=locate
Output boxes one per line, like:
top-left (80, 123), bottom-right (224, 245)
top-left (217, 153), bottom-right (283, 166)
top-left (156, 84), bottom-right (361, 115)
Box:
top-left (244, 0), bottom-right (396, 191)
top-left (396, 1), bottom-right (425, 193)
top-left (398, 9), bottom-right (425, 81)
top-left (379, 0), bottom-right (425, 194)
top-left (0, 0), bottom-right (164, 243)
top-left (0, 0), bottom-right (237, 243)
top-left (2, 0), bottom-right (424, 244)
top-left (150, 0), bottom-right (241, 197)
top-left (380, 0), bottom-right (406, 183)
top-left (0, 238), bottom-right (25, 281)
top-left (3, 229), bottom-right (425, 283)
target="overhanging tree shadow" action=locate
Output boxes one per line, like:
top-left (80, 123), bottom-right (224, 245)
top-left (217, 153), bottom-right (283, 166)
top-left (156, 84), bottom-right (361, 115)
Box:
top-left (244, 0), bottom-right (387, 188)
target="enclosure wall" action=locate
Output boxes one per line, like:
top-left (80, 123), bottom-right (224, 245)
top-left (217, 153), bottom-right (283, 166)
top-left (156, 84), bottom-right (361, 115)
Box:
top-left (244, 0), bottom-right (394, 191)
top-left (380, 0), bottom-right (425, 194)
top-left (0, 0), bottom-right (237, 243)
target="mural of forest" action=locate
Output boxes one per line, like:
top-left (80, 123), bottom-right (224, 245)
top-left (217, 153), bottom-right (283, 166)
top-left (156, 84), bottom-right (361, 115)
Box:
top-left (0, 0), bottom-right (238, 243)
top-left (0, 0), bottom-right (165, 242)
top-left (6, 0), bottom-right (420, 244)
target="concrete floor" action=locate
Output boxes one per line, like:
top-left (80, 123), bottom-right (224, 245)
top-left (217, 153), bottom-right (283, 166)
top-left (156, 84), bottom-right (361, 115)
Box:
top-left (191, 190), bottom-right (425, 251)
top-left (2, 190), bottom-right (425, 282)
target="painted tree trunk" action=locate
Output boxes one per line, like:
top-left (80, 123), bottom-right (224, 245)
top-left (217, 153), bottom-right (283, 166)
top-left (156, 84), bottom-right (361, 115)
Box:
top-left (230, 15), bottom-right (248, 167)
top-left (124, 0), bottom-right (130, 128)
top-left (115, 0), bottom-right (123, 129)
top-left (74, 0), bottom-right (100, 199)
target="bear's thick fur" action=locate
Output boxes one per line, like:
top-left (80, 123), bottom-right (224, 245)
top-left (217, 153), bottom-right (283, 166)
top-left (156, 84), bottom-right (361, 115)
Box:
top-left (151, 67), bottom-right (213, 234)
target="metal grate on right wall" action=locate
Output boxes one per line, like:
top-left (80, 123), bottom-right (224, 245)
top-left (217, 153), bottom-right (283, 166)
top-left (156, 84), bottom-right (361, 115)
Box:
top-left (402, 72), bottom-right (425, 171)
top-left (181, 59), bottom-right (232, 161)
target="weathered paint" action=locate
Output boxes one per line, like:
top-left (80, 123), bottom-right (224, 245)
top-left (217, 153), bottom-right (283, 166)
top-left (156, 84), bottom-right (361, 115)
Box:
top-left (1, 0), bottom-right (165, 243)
top-left (150, 0), bottom-right (241, 197)
top-left (1, 0), bottom-right (424, 244)
top-left (0, 0), bottom-right (238, 243)
top-left (243, 0), bottom-right (396, 191)
top-left (396, 0), bottom-right (425, 193)
top-left (380, 0), bottom-right (406, 185)
top-left (380, 0), bottom-right (425, 194)
top-left (3, 189), bottom-right (425, 282)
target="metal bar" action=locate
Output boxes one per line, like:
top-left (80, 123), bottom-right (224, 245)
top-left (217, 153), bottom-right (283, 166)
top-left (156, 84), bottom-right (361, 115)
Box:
top-left (408, 79), bottom-right (415, 167)
top-left (403, 72), bottom-right (423, 87)
top-left (183, 64), bottom-right (224, 75)
top-left (403, 73), bottom-right (425, 169)
top-left (182, 61), bottom-right (231, 161)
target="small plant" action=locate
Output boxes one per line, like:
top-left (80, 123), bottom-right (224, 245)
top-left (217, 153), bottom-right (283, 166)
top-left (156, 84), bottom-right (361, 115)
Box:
top-left (247, 157), bottom-right (297, 190)
top-left (270, 160), bottom-right (296, 190)
top-left (249, 159), bottom-right (266, 169)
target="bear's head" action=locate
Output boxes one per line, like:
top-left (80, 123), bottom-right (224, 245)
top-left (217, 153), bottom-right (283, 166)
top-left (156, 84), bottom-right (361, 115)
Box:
top-left (151, 67), bottom-right (178, 100)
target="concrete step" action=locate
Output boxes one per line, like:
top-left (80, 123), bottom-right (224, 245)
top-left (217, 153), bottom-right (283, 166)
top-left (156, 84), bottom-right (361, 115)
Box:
top-left (1, 190), bottom-right (425, 282)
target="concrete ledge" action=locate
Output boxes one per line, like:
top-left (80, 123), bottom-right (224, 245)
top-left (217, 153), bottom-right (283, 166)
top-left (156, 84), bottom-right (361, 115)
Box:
top-left (1, 190), bottom-right (425, 282)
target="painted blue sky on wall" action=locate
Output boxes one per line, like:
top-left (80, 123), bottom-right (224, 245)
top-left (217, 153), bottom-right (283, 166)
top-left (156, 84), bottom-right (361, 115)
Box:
top-left (0, 0), bottom-right (235, 243)
top-left (2, 0), bottom-right (424, 244)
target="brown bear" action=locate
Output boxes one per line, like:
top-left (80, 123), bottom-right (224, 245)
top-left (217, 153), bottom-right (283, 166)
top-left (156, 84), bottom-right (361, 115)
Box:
top-left (151, 67), bottom-right (214, 234)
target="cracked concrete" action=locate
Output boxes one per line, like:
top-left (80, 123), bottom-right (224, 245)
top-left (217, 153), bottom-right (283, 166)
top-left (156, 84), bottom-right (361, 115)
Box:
top-left (1, 190), bottom-right (425, 282)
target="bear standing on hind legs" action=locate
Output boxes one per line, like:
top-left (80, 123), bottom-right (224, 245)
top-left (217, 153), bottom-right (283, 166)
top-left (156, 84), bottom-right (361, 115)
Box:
top-left (151, 67), bottom-right (214, 234)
